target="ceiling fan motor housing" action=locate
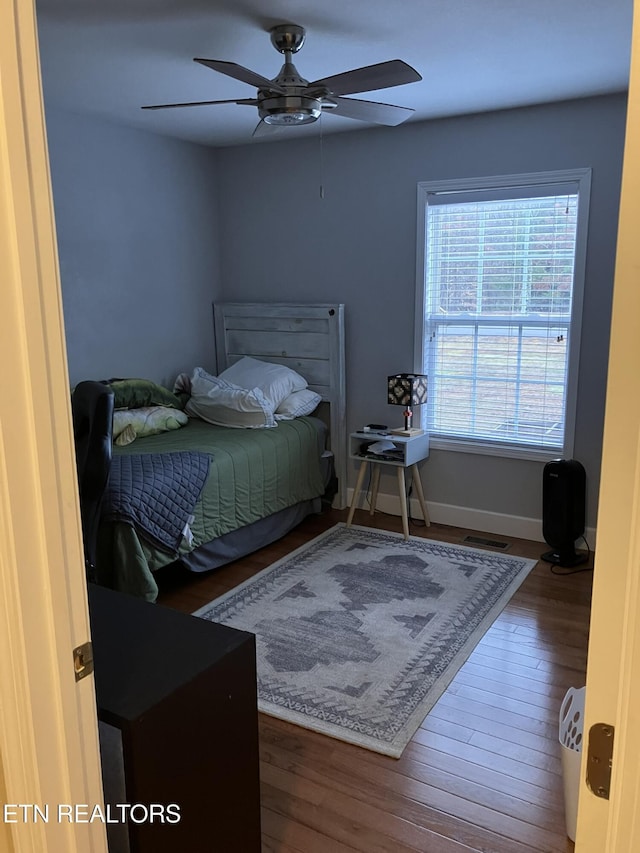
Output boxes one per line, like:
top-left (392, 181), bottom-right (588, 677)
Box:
top-left (262, 30), bottom-right (321, 125)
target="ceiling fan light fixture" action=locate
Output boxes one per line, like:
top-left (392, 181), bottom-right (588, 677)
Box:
top-left (263, 111), bottom-right (316, 125)
top-left (258, 95), bottom-right (321, 125)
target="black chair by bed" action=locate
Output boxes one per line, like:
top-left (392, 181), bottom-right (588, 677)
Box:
top-left (71, 381), bottom-right (114, 581)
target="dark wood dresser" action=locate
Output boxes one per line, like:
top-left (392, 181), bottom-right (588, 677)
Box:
top-left (88, 584), bottom-right (261, 852)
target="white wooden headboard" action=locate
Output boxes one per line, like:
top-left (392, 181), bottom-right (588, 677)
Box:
top-left (213, 302), bottom-right (347, 509)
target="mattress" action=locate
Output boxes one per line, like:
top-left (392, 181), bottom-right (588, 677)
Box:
top-left (96, 416), bottom-right (327, 600)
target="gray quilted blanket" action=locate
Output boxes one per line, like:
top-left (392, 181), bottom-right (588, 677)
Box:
top-left (102, 451), bottom-right (210, 553)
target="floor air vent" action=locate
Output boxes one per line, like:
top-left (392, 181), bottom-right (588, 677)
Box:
top-left (463, 535), bottom-right (511, 551)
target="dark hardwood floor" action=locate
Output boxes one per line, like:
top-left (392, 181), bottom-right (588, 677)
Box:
top-left (157, 507), bottom-right (593, 853)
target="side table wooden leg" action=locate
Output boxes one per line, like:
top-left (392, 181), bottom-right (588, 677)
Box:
top-left (347, 460), bottom-right (368, 527)
top-left (397, 466), bottom-right (410, 540)
top-left (370, 464), bottom-right (381, 515)
top-left (411, 464), bottom-right (431, 526)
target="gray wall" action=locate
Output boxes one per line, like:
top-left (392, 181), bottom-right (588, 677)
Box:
top-left (214, 94), bottom-right (627, 529)
top-left (46, 108), bottom-right (222, 388)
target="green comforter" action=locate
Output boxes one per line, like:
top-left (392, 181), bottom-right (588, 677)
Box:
top-left (96, 416), bottom-right (326, 601)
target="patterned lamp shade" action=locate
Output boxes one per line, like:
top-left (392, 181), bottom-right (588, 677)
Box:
top-left (387, 373), bottom-right (428, 408)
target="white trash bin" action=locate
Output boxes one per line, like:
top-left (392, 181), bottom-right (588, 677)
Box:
top-left (559, 685), bottom-right (586, 842)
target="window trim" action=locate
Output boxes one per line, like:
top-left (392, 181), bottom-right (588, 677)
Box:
top-left (414, 168), bottom-right (592, 461)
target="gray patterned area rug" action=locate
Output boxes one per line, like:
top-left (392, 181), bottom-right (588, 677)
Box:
top-left (195, 523), bottom-right (537, 757)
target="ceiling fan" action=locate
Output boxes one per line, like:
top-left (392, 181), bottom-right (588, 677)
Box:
top-left (142, 24), bottom-right (422, 135)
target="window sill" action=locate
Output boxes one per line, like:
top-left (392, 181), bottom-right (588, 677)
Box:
top-left (428, 436), bottom-right (565, 463)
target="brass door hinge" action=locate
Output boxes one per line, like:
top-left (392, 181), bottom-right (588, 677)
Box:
top-left (73, 641), bottom-right (94, 682)
top-left (586, 723), bottom-right (614, 799)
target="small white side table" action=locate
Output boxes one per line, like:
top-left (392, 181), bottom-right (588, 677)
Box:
top-left (346, 430), bottom-right (430, 540)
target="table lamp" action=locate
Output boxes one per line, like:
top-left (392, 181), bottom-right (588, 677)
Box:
top-left (387, 373), bottom-right (428, 436)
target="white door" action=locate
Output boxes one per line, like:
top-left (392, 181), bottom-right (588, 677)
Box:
top-left (574, 3), bottom-right (640, 849)
top-left (0, 1), bottom-right (107, 851)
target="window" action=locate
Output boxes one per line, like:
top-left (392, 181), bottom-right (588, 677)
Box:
top-left (415, 169), bottom-right (591, 460)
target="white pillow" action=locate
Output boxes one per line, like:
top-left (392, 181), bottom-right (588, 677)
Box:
top-left (185, 367), bottom-right (276, 429)
top-left (275, 389), bottom-right (323, 420)
top-left (218, 356), bottom-right (307, 411)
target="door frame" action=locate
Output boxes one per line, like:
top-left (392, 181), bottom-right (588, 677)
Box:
top-left (575, 2), bottom-right (640, 849)
top-left (0, 1), bottom-right (107, 850)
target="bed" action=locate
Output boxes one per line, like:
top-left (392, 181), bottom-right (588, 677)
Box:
top-left (75, 302), bottom-right (346, 602)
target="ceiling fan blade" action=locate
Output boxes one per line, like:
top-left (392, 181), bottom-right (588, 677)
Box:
top-left (194, 58), bottom-right (286, 94)
top-left (251, 120), bottom-right (311, 140)
top-left (251, 120), bottom-right (276, 138)
top-left (141, 98), bottom-right (257, 111)
top-left (309, 59), bottom-right (421, 97)
top-left (328, 96), bottom-right (414, 126)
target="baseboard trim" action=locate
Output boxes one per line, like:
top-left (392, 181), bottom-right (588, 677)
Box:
top-left (346, 488), bottom-right (596, 548)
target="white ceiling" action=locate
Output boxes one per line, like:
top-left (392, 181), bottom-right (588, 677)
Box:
top-left (35, 0), bottom-right (633, 148)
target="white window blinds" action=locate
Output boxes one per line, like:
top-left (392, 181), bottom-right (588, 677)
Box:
top-left (416, 171), bottom-right (590, 457)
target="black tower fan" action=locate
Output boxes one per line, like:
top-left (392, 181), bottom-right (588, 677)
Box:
top-left (541, 459), bottom-right (587, 567)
